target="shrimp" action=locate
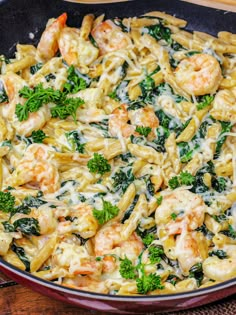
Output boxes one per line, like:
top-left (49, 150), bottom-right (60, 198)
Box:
top-left (94, 222), bottom-right (143, 273)
top-left (108, 104), bottom-right (135, 138)
top-left (63, 276), bottom-right (108, 294)
top-left (155, 190), bottom-right (207, 234)
top-left (37, 13), bottom-right (67, 60)
top-left (52, 242), bottom-right (102, 278)
top-left (175, 231), bottom-right (203, 275)
top-left (91, 20), bottom-right (131, 55)
top-left (174, 53), bottom-right (222, 96)
top-left (13, 106), bottom-right (51, 137)
top-left (210, 89), bottom-right (236, 122)
top-left (58, 27), bottom-right (99, 66)
top-left (6, 144), bottom-right (59, 194)
top-left (203, 256), bottom-right (236, 281)
top-left (128, 107), bottom-right (159, 139)
top-left (57, 204), bottom-right (99, 239)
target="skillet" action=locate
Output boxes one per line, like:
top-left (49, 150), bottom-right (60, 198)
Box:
top-left (0, 0), bottom-right (235, 313)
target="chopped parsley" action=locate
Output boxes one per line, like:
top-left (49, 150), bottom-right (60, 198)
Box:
top-left (93, 199), bottom-right (119, 225)
top-left (87, 153), bottom-right (111, 175)
top-left (135, 126), bottom-right (152, 137)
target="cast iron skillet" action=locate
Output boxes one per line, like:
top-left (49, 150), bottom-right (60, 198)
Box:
top-left (0, 0), bottom-right (235, 313)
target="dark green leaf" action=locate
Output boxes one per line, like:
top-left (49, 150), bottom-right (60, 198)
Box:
top-left (13, 218), bottom-right (40, 236)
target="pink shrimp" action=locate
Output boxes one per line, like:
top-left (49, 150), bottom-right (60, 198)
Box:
top-left (91, 20), bottom-right (131, 55)
top-left (37, 13), bottom-right (67, 60)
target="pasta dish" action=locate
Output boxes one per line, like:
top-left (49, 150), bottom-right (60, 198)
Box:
top-left (0, 10), bottom-right (235, 295)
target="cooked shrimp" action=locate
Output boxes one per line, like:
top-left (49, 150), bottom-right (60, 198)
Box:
top-left (57, 204), bottom-right (99, 239)
top-left (58, 27), bottom-right (99, 66)
top-left (174, 53), bottom-right (222, 96)
top-left (52, 242), bottom-right (102, 277)
top-left (37, 13), bottom-right (67, 60)
top-left (210, 89), bottom-right (236, 122)
top-left (94, 222), bottom-right (143, 273)
top-left (203, 256), bottom-right (236, 281)
top-left (91, 20), bottom-right (131, 55)
top-left (128, 107), bottom-right (159, 139)
top-left (63, 276), bottom-right (108, 293)
top-left (175, 231), bottom-right (203, 275)
top-left (155, 190), bottom-right (207, 234)
top-left (6, 144), bottom-right (59, 194)
top-left (13, 106), bottom-right (51, 137)
top-left (108, 104), bottom-right (135, 138)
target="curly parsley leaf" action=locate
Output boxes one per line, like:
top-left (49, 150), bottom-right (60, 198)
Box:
top-left (135, 126), bottom-right (152, 137)
top-left (87, 153), bottom-right (111, 175)
top-left (169, 171), bottom-right (195, 189)
top-left (50, 97), bottom-right (84, 121)
top-left (136, 273), bottom-right (164, 294)
top-left (119, 257), bottom-right (137, 279)
top-left (0, 191), bottom-right (15, 213)
top-left (168, 176), bottom-right (180, 189)
top-left (93, 199), bottom-right (119, 225)
top-left (148, 245), bottom-right (164, 264)
top-left (179, 171), bottom-right (195, 186)
top-left (16, 84), bottom-right (62, 121)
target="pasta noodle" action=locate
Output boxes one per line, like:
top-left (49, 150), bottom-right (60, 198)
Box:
top-left (0, 10), bottom-right (235, 296)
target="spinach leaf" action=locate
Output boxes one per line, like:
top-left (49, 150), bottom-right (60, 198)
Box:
top-left (11, 243), bottom-right (30, 271)
top-left (191, 161), bottom-right (215, 194)
top-left (122, 195), bottom-right (139, 223)
top-left (189, 263), bottom-right (204, 286)
top-left (214, 121), bottom-right (232, 159)
top-left (154, 83), bottom-right (185, 103)
top-left (152, 126), bottom-right (170, 152)
top-left (30, 62), bottom-right (43, 74)
top-left (65, 130), bottom-right (85, 153)
top-left (22, 195), bottom-right (46, 208)
top-left (90, 119), bottom-right (110, 138)
top-left (112, 18), bottom-right (129, 32)
top-left (0, 80), bottom-right (8, 103)
top-left (144, 23), bottom-right (172, 44)
top-left (155, 109), bottom-right (183, 135)
top-left (112, 166), bottom-right (135, 193)
top-left (13, 218), bottom-right (40, 236)
top-left (209, 250), bottom-right (228, 259)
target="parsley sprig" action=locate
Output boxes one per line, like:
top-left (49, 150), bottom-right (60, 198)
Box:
top-left (87, 153), bottom-right (111, 175)
top-left (119, 255), bottom-right (164, 294)
top-left (15, 83), bottom-right (84, 122)
top-left (93, 199), bottom-right (119, 225)
top-left (135, 126), bottom-right (152, 137)
top-left (169, 171), bottom-right (195, 189)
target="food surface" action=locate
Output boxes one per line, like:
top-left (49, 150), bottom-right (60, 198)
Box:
top-left (0, 11), bottom-right (235, 295)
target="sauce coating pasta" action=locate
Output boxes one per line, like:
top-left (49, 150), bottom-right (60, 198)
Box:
top-left (0, 10), bottom-right (235, 296)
